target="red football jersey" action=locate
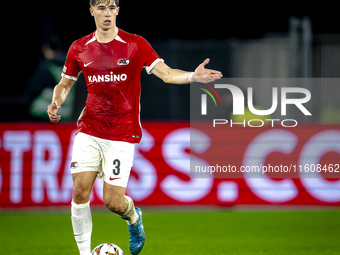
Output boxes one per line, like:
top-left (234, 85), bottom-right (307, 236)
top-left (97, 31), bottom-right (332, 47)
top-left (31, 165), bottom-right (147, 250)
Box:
top-left (62, 29), bottom-right (163, 143)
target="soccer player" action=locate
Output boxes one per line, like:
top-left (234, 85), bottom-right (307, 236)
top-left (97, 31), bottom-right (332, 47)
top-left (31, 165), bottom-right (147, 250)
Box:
top-left (47, 0), bottom-right (222, 255)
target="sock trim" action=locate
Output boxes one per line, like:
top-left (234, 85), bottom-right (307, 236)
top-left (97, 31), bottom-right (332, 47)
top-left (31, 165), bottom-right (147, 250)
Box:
top-left (119, 196), bottom-right (139, 225)
top-left (72, 200), bottom-right (90, 209)
top-left (123, 195), bottom-right (133, 215)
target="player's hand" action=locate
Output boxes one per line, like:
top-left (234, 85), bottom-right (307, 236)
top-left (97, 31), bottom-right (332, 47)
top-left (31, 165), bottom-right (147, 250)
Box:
top-left (47, 101), bottom-right (61, 123)
top-left (193, 58), bottom-right (223, 83)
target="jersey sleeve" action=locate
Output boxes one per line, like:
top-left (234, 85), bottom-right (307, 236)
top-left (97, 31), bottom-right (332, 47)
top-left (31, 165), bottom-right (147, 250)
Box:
top-left (61, 42), bottom-right (80, 81)
top-left (137, 36), bottom-right (164, 75)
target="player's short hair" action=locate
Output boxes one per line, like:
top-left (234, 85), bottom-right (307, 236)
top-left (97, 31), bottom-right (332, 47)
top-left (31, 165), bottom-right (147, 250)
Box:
top-left (89, 0), bottom-right (119, 7)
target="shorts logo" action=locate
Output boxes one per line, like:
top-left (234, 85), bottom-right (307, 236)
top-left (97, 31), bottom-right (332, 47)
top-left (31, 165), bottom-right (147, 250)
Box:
top-left (71, 162), bottom-right (78, 169)
top-left (117, 58), bottom-right (130, 65)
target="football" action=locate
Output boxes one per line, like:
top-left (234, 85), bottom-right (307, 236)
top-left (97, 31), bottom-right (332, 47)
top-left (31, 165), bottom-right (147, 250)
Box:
top-left (92, 243), bottom-right (124, 255)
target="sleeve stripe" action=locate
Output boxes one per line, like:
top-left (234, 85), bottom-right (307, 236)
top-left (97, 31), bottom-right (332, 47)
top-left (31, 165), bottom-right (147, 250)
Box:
top-left (145, 58), bottom-right (164, 75)
top-left (61, 73), bottom-right (78, 81)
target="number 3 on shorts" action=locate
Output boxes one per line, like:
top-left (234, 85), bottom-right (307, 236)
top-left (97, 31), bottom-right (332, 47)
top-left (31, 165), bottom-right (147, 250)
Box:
top-left (113, 159), bottom-right (121, 175)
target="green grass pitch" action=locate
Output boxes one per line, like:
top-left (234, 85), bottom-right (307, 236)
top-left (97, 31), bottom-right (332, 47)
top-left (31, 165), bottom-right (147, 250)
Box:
top-left (0, 208), bottom-right (339, 255)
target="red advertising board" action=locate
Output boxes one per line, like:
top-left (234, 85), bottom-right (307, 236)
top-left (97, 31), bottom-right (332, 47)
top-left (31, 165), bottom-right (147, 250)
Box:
top-left (0, 122), bottom-right (339, 208)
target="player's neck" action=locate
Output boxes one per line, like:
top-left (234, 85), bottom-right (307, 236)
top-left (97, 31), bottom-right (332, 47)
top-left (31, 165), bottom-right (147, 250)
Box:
top-left (95, 26), bottom-right (118, 43)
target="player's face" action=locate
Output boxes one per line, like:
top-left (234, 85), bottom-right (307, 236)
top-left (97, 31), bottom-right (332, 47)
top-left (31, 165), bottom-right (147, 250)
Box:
top-left (90, 1), bottom-right (119, 31)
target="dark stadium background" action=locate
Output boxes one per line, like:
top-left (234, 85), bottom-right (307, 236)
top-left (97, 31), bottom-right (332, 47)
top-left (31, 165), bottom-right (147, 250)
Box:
top-left (4, 0), bottom-right (340, 122)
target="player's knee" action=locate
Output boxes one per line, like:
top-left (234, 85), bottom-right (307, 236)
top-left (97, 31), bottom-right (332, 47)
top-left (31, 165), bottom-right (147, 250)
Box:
top-left (72, 186), bottom-right (91, 204)
top-left (105, 202), bottom-right (123, 214)
top-left (104, 197), bottom-right (126, 214)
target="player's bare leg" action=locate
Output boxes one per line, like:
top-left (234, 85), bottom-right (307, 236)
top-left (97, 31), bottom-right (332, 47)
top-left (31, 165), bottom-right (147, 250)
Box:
top-left (72, 171), bottom-right (97, 255)
top-left (103, 183), bottom-right (145, 255)
top-left (103, 184), bottom-right (128, 213)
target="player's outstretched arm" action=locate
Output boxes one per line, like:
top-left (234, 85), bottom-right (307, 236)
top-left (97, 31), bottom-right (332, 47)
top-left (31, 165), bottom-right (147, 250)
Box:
top-left (47, 77), bottom-right (75, 123)
top-left (151, 58), bottom-right (223, 85)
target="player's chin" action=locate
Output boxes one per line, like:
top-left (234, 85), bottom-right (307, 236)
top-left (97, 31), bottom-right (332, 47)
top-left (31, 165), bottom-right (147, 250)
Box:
top-left (101, 26), bottom-right (113, 32)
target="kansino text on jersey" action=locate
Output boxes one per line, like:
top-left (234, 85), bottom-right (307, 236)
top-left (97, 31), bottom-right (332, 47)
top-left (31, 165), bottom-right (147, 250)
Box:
top-left (212, 119), bottom-right (298, 128)
top-left (88, 72), bottom-right (127, 83)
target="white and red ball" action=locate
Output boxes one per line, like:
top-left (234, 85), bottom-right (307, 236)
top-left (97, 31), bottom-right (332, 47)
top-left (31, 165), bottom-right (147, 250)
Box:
top-left (92, 243), bottom-right (124, 255)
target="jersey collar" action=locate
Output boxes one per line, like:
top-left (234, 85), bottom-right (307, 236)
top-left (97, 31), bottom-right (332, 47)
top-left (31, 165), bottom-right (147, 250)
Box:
top-left (86, 30), bottom-right (126, 45)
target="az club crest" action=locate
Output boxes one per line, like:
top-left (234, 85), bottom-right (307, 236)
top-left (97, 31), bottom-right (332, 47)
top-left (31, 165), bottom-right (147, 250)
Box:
top-left (117, 58), bottom-right (130, 65)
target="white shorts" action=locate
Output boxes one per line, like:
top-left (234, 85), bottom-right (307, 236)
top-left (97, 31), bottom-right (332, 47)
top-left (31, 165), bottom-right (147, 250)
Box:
top-left (71, 132), bottom-right (135, 188)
